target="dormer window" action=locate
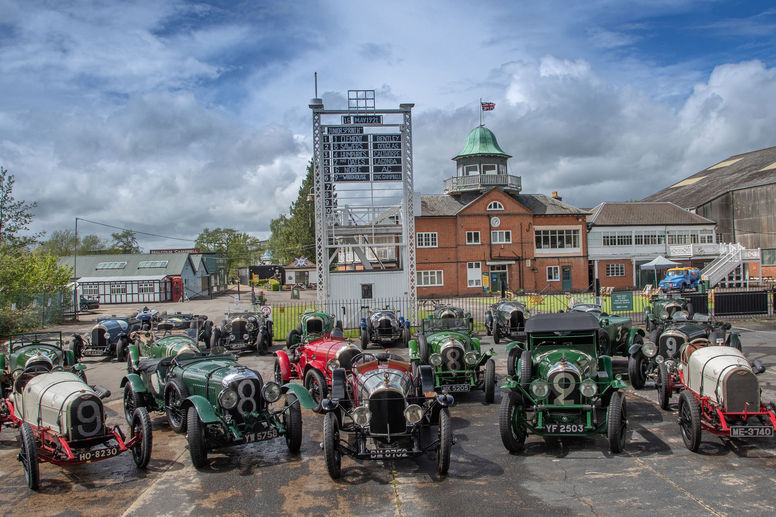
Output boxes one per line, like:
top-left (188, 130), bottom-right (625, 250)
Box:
top-left (487, 201), bottom-right (504, 211)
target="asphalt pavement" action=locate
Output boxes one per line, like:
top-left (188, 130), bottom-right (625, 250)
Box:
top-left (1, 295), bottom-right (775, 517)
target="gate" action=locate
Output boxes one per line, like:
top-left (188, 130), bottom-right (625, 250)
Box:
top-left (714, 290), bottom-right (769, 316)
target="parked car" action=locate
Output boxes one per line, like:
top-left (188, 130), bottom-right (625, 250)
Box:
top-left (211, 307), bottom-right (273, 354)
top-left (321, 351), bottom-right (454, 479)
top-left (274, 328), bottom-right (361, 413)
top-left (408, 309), bottom-right (496, 403)
top-left (159, 312), bottom-right (208, 331)
top-left (120, 351), bottom-right (313, 467)
top-left (485, 299), bottom-right (529, 344)
top-left (73, 315), bottom-right (140, 361)
top-left (0, 332), bottom-right (86, 395)
top-left (567, 302), bottom-right (644, 357)
top-left (673, 345), bottom-right (774, 451)
top-left (659, 267), bottom-right (701, 292)
top-left (286, 310), bottom-right (343, 348)
top-left (79, 295), bottom-right (100, 311)
top-left (126, 325), bottom-right (203, 373)
top-left (133, 307), bottom-right (160, 330)
top-left (499, 312), bottom-right (628, 453)
top-left (644, 295), bottom-right (695, 332)
top-left (628, 311), bottom-right (740, 392)
top-left (360, 307), bottom-right (411, 348)
top-left (4, 365), bottom-right (151, 490)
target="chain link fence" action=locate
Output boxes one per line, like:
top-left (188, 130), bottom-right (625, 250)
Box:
top-left (0, 291), bottom-right (73, 336)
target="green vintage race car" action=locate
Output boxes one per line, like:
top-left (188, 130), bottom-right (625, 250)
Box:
top-left (0, 332), bottom-right (87, 394)
top-left (408, 309), bottom-right (496, 403)
top-left (120, 350), bottom-right (314, 467)
top-left (286, 309), bottom-right (343, 348)
top-left (643, 295), bottom-right (694, 332)
top-left (126, 327), bottom-right (202, 373)
top-left (500, 312), bottom-right (628, 453)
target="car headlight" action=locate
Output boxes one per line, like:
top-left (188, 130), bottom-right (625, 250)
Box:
top-left (327, 359), bottom-right (340, 371)
top-left (641, 340), bottom-right (657, 358)
top-left (352, 405), bottom-right (371, 426)
top-left (530, 379), bottom-right (550, 399)
top-left (655, 355), bottom-right (665, 364)
top-left (246, 322), bottom-right (255, 331)
top-left (230, 334), bottom-right (236, 341)
top-left (580, 379), bottom-right (597, 398)
top-left (464, 351), bottom-right (478, 365)
top-left (262, 382), bottom-right (282, 403)
top-left (404, 404), bottom-right (424, 424)
top-left (218, 388), bottom-right (238, 409)
top-left (243, 333), bottom-right (249, 340)
top-left (429, 353), bottom-right (442, 367)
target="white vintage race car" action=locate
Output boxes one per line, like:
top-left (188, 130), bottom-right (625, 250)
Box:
top-left (2, 358), bottom-right (152, 490)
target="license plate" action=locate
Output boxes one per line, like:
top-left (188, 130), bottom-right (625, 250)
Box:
top-left (730, 426), bottom-right (774, 438)
top-left (244, 428), bottom-right (279, 443)
top-left (77, 446), bottom-right (119, 462)
top-left (370, 448), bottom-right (410, 459)
top-left (83, 349), bottom-right (107, 356)
top-left (441, 384), bottom-right (470, 393)
top-left (544, 423), bottom-right (585, 434)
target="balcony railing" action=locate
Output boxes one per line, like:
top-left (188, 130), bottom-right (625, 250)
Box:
top-left (443, 174), bottom-right (521, 194)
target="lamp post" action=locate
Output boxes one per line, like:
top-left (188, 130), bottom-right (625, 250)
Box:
top-left (73, 217), bottom-right (78, 320)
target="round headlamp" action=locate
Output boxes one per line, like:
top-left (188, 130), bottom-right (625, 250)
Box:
top-left (655, 355), bottom-right (665, 364)
top-left (218, 388), bottom-right (238, 409)
top-left (352, 405), bottom-right (371, 426)
top-left (641, 340), bottom-right (657, 358)
top-left (224, 323), bottom-right (232, 332)
top-left (327, 359), bottom-right (340, 371)
top-left (530, 379), bottom-right (550, 399)
top-left (246, 322), bottom-right (255, 331)
top-left (429, 353), bottom-right (442, 367)
top-left (262, 381), bottom-right (282, 403)
top-left (230, 334), bottom-right (236, 341)
top-left (464, 351), bottom-right (479, 365)
top-left (243, 333), bottom-right (249, 340)
top-left (580, 379), bottom-right (598, 398)
top-left (404, 404), bottom-right (424, 425)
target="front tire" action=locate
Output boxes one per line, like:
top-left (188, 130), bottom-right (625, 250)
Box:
top-left (628, 350), bottom-right (648, 390)
top-left (130, 407), bottom-right (152, 468)
top-left (656, 362), bottom-right (671, 410)
top-left (165, 379), bottom-right (189, 433)
top-left (506, 347), bottom-right (520, 377)
top-left (323, 412), bottom-right (341, 479)
top-left (483, 359), bottom-right (496, 404)
top-left (304, 368), bottom-right (327, 413)
top-left (116, 336), bottom-right (128, 362)
top-left (123, 383), bottom-right (144, 424)
top-left (493, 326), bottom-right (501, 344)
top-left (20, 422), bottom-right (39, 490)
top-left (187, 407), bottom-right (208, 468)
top-left (499, 392), bottom-right (526, 452)
top-left (274, 358), bottom-right (284, 384)
top-left (437, 407), bottom-right (452, 475)
top-left (520, 350), bottom-right (532, 388)
top-left (418, 334), bottom-right (429, 364)
top-left (678, 390), bottom-right (701, 452)
top-left (286, 328), bottom-right (301, 349)
top-left (607, 391), bottom-right (627, 453)
top-left (283, 393), bottom-right (303, 453)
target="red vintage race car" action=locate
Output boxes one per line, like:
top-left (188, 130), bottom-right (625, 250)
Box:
top-left (274, 316), bottom-right (361, 413)
top-left (671, 344), bottom-right (775, 451)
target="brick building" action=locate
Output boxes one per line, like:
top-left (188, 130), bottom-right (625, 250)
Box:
top-left (415, 126), bottom-right (589, 297)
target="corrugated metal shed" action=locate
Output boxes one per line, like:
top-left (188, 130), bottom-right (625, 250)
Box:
top-left (60, 253), bottom-right (193, 279)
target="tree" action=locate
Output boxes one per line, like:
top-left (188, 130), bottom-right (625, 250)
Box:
top-left (195, 228), bottom-right (263, 279)
top-left (80, 234), bottom-right (108, 254)
top-left (268, 161), bottom-right (316, 264)
top-left (0, 166), bottom-right (41, 247)
top-left (110, 230), bottom-right (141, 253)
top-left (37, 229), bottom-right (76, 256)
top-left (0, 246), bottom-right (72, 297)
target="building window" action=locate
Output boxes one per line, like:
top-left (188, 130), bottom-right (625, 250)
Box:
top-left (601, 231), bottom-right (632, 247)
top-left (467, 262), bottom-right (482, 287)
top-left (699, 230), bottom-right (714, 243)
top-left (606, 264), bottom-right (625, 277)
top-left (96, 261), bottom-right (127, 270)
top-left (535, 229), bottom-right (580, 249)
top-left (482, 164), bottom-right (497, 175)
top-left (464, 165), bottom-right (478, 176)
top-left (82, 284), bottom-right (99, 297)
top-left (667, 231), bottom-right (690, 245)
top-left (762, 249), bottom-right (776, 266)
top-left (547, 266), bottom-right (560, 281)
top-left (498, 164), bottom-right (507, 174)
top-left (138, 281), bottom-right (155, 294)
top-left (417, 232), bottom-right (438, 248)
top-left (110, 283), bottom-right (126, 295)
top-left (417, 270), bottom-right (443, 287)
top-left (487, 201), bottom-right (504, 211)
top-left (138, 260), bottom-right (169, 268)
top-left (634, 231), bottom-right (664, 246)
top-left (466, 231), bottom-right (480, 245)
top-left (491, 230), bottom-right (512, 244)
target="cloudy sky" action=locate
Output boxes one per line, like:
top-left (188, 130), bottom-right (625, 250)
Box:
top-left (2, 0), bottom-right (776, 249)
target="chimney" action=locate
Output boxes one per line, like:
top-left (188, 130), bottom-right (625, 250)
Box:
top-left (552, 191), bottom-right (562, 201)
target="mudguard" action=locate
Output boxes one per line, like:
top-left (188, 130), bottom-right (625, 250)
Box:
top-left (128, 344), bottom-right (140, 369)
top-left (626, 327), bottom-right (645, 347)
top-left (283, 383), bottom-right (317, 409)
top-left (330, 368), bottom-right (347, 400)
top-left (120, 373), bottom-right (147, 393)
top-left (360, 317), bottom-right (367, 330)
top-left (73, 363), bottom-right (86, 372)
top-left (419, 365), bottom-right (435, 394)
top-left (598, 355), bottom-right (614, 377)
top-left (472, 337), bottom-right (481, 351)
top-left (407, 340), bottom-right (419, 357)
top-left (504, 341), bottom-right (524, 354)
top-left (628, 341), bottom-right (644, 355)
top-left (436, 393), bottom-right (454, 407)
top-left (274, 350), bottom-right (292, 381)
top-left (182, 395), bottom-right (220, 424)
top-left (726, 332), bottom-right (742, 351)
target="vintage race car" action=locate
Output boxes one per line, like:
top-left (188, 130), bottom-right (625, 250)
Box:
top-left (0, 332), bottom-right (86, 396)
top-left (568, 302), bottom-right (644, 360)
top-left (159, 312), bottom-right (208, 331)
top-left (120, 350), bottom-right (313, 467)
top-left (72, 316), bottom-right (139, 361)
top-left (629, 311), bottom-right (740, 392)
top-left (126, 326), bottom-right (203, 373)
top-left (500, 312), bottom-right (628, 453)
top-left (674, 346), bottom-right (774, 451)
top-left (3, 363), bottom-right (151, 490)
top-left (360, 307), bottom-right (411, 348)
top-left (286, 310), bottom-right (343, 348)
top-left (485, 299), bottom-right (529, 344)
top-left (408, 311), bottom-right (496, 403)
top-left (211, 307), bottom-right (273, 355)
top-left (133, 307), bottom-right (160, 330)
top-left (643, 295), bottom-right (695, 332)
top-left (321, 351), bottom-right (454, 479)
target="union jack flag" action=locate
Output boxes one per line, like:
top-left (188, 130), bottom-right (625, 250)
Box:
top-left (481, 101), bottom-right (495, 111)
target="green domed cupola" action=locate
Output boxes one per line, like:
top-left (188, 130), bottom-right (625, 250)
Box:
top-left (445, 125), bottom-right (521, 195)
top-left (453, 126), bottom-right (511, 159)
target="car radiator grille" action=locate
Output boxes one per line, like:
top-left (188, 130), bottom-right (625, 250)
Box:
top-left (369, 390), bottom-right (406, 436)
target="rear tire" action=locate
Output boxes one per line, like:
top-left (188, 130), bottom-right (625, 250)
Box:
top-left (678, 390), bottom-right (701, 452)
top-left (304, 368), bottom-right (327, 413)
top-left (187, 407), bottom-right (208, 468)
top-left (323, 412), bottom-right (341, 479)
top-left (130, 407), bottom-right (152, 468)
top-left (628, 350), bottom-right (647, 390)
top-left (493, 327), bottom-right (501, 344)
top-left (656, 362), bottom-right (671, 410)
top-left (165, 379), bottom-right (189, 433)
top-left (20, 422), bottom-right (39, 491)
top-left (607, 391), bottom-right (627, 453)
top-left (116, 337), bottom-right (128, 362)
top-left (506, 347), bottom-right (520, 377)
top-left (360, 328), bottom-right (369, 349)
top-left (210, 328), bottom-right (222, 350)
top-left (483, 359), bottom-right (496, 404)
top-left (437, 407), bottom-right (452, 475)
top-left (283, 393), bottom-right (303, 453)
top-left (418, 335), bottom-right (430, 364)
top-left (499, 392), bottom-right (526, 452)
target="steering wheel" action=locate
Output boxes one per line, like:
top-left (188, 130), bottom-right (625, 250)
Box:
top-left (350, 352), bottom-right (378, 367)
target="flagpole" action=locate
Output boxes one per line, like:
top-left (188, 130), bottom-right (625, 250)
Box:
top-left (479, 98), bottom-right (482, 126)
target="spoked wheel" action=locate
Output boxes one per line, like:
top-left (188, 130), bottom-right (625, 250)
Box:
top-left (323, 412), bottom-right (341, 479)
top-left (274, 358), bottom-right (284, 384)
top-left (483, 359), bottom-right (496, 404)
top-left (304, 369), bottom-right (327, 413)
top-left (627, 350), bottom-right (648, 390)
top-left (283, 393), bottom-right (303, 453)
top-left (19, 423), bottom-right (39, 490)
top-left (499, 391), bottom-right (527, 452)
top-left (130, 407), bottom-right (152, 468)
top-left (520, 350), bottom-right (532, 388)
top-left (656, 362), bottom-right (671, 410)
top-left (437, 407), bottom-right (452, 475)
top-left (124, 383), bottom-right (144, 424)
top-left (493, 327), bottom-right (501, 344)
top-left (607, 391), bottom-right (627, 453)
top-left (506, 347), bottom-right (520, 377)
top-left (187, 407), bottom-right (208, 468)
top-left (678, 390), bottom-right (702, 452)
top-left (165, 379), bottom-right (189, 433)
top-left (116, 337), bottom-right (128, 362)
